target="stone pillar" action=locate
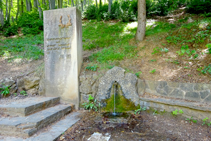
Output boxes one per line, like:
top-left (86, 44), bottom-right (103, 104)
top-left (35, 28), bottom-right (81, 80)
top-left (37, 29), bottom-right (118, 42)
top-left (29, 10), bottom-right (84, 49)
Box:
top-left (44, 7), bottom-right (83, 109)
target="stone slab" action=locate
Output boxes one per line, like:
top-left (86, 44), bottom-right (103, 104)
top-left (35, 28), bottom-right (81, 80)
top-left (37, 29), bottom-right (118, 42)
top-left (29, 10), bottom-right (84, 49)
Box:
top-left (140, 97), bottom-right (211, 112)
top-left (0, 112), bottom-right (81, 141)
top-left (0, 97), bottom-right (60, 116)
top-left (44, 7), bottom-right (83, 109)
top-left (0, 104), bottom-right (72, 137)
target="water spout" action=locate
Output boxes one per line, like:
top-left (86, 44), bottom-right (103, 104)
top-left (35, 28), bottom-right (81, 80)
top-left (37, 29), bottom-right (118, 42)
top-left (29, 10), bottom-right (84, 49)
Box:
top-left (112, 81), bottom-right (117, 116)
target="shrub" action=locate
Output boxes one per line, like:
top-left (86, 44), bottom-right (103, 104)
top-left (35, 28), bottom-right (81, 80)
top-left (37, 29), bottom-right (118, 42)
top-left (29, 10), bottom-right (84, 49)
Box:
top-left (3, 25), bottom-right (18, 37)
top-left (84, 5), bottom-right (97, 20)
top-left (186, 0), bottom-right (211, 14)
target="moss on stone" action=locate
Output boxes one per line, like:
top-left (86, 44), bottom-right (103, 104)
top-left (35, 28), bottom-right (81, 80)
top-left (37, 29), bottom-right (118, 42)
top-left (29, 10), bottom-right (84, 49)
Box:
top-left (103, 94), bottom-right (139, 112)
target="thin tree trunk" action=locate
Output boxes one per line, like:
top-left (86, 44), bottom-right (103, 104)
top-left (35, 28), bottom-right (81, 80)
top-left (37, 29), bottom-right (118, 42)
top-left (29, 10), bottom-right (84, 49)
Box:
top-left (135, 0), bottom-right (146, 41)
top-left (83, 0), bottom-right (86, 8)
top-left (76, 0), bottom-right (78, 8)
top-left (95, 0), bottom-right (97, 8)
top-left (49, 0), bottom-right (55, 9)
top-left (71, 0), bottom-right (74, 6)
top-left (108, 0), bottom-right (112, 13)
top-left (8, 0), bottom-right (12, 23)
top-left (99, 0), bottom-right (101, 8)
top-left (6, 0), bottom-right (8, 21)
top-left (21, 0), bottom-right (23, 14)
top-left (0, 0), bottom-right (4, 26)
top-left (37, 0), bottom-right (42, 19)
top-left (26, 0), bottom-right (30, 11)
top-left (58, 0), bottom-right (63, 8)
top-left (34, 0), bottom-right (38, 8)
top-left (81, 0), bottom-right (83, 11)
top-left (16, 0), bottom-right (19, 21)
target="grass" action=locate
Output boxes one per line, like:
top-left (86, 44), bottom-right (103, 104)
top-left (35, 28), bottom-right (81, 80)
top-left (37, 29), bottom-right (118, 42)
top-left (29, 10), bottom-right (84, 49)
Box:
top-left (0, 32), bottom-right (44, 61)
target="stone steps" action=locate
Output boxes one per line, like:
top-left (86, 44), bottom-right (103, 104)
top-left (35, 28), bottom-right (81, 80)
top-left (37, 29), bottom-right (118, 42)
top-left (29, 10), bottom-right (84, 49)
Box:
top-left (140, 97), bottom-right (211, 120)
top-left (0, 104), bottom-right (72, 138)
top-left (0, 97), bottom-right (60, 116)
top-left (0, 112), bottom-right (81, 141)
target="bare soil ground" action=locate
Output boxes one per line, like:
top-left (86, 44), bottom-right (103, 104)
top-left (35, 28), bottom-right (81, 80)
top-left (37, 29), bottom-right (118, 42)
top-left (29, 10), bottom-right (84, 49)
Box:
top-left (57, 111), bottom-right (211, 141)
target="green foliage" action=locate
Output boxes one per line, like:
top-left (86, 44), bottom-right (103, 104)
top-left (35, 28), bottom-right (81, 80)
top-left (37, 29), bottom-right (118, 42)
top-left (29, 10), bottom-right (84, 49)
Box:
top-left (150, 59), bottom-right (157, 62)
top-left (186, 116), bottom-right (197, 123)
top-left (135, 71), bottom-right (142, 77)
top-left (206, 43), bottom-right (211, 54)
top-left (3, 25), bottom-right (18, 37)
top-left (172, 109), bottom-right (183, 116)
top-left (82, 95), bottom-right (100, 111)
top-left (176, 45), bottom-right (196, 57)
top-left (202, 117), bottom-right (211, 126)
top-left (0, 85), bottom-right (10, 96)
top-left (134, 107), bottom-right (146, 115)
top-left (186, 0), bottom-right (211, 14)
top-left (85, 65), bottom-right (98, 71)
top-left (0, 33), bottom-right (44, 60)
top-left (153, 109), bottom-right (158, 115)
top-left (150, 69), bottom-right (156, 74)
top-left (201, 64), bottom-right (211, 75)
top-left (20, 90), bottom-right (27, 96)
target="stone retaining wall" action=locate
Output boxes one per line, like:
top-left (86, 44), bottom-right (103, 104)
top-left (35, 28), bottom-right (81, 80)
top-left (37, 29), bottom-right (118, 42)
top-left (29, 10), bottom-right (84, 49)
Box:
top-left (138, 80), bottom-right (211, 103)
top-left (79, 67), bottom-right (211, 105)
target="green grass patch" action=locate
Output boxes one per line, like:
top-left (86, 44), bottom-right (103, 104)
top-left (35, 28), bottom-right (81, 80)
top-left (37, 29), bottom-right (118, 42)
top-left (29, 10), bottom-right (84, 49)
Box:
top-left (0, 32), bottom-right (44, 60)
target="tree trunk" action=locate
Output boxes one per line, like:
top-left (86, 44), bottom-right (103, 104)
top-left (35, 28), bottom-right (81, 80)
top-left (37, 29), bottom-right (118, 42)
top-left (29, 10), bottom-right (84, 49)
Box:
top-left (71, 0), bottom-right (74, 6)
top-left (99, 0), bottom-right (101, 8)
top-left (76, 0), bottom-right (78, 8)
top-left (58, 0), bottom-right (62, 8)
top-left (34, 0), bottom-right (38, 8)
top-left (81, 0), bottom-right (83, 11)
top-left (21, 0), bottom-right (23, 14)
top-left (26, 0), bottom-right (31, 11)
top-left (8, 0), bottom-right (12, 23)
top-left (50, 0), bottom-right (55, 9)
top-left (135, 0), bottom-right (146, 41)
top-left (95, 0), bottom-right (97, 8)
top-left (108, 0), bottom-right (112, 13)
top-left (16, 0), bottom-right (19, 21)
top-left (37, 0), bottom-right (42, 19)
top-left (6, 0), bottom-right (8, 21)
top-left (0, 0), bottom-right (4, 26)
top-left (84, 0), bottom-right (86, 8)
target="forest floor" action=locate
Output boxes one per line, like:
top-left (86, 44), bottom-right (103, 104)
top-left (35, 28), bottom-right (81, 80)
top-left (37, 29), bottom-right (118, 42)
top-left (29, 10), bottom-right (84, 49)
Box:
top-left (57, 110), bottom-right (211, 141)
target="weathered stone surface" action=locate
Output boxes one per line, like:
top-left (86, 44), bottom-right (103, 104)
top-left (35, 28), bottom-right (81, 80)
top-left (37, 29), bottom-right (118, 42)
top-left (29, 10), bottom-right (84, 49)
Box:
top-left (168, 82), bottom-right (179, 88)
top-left (180, 83), bottom-right (193, 92)
top-left (169, 88), bottom-right (184, 99)
top-left (0, 104), bottom-right (71, 137)
top-left (23, 76), bottom-right (40, 90)
top-left (200, 90), bottom-right (210, 99)
top-left (0, 97), bottom-right (60, 116)
top-left (140, 97), bottom-right (211, 120)
top-left (17, 77), bottom-right (24, 91)
top-left (38, 72), bottom-right (45, 95)
top-left (194, 83), bottom-right (210, 91)
top-left (44, 8), bottom-right (83, 109)
top-left (137, 79), bottom-right (145, 96)
top-left (0, 77), bottom-right (15, 87)
top-left (0, 112), bottom-right (81, 141)
top-left (79, 75), bottom-right (93, 94)
top-left (26, 87), bottom-right (38, 95)
top-left (96, 67), bottom-right (139, 105)
top-left (9, 84), bottom-right (17, 94)
top-left (185, 92), bottom-right (200, 101)
top-left (204, 95), bottom-right (211, 103)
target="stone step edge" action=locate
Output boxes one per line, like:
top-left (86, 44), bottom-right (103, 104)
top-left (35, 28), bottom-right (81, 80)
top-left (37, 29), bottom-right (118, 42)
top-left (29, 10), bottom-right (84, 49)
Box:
top-left (0, 104), bottom-right (72, 138)
top-left (0, 112), bottom-right (81, 141)
top-left (0, 97), bottom-right (60, 116)
top-left (140, 97), bottom-right (211, 112)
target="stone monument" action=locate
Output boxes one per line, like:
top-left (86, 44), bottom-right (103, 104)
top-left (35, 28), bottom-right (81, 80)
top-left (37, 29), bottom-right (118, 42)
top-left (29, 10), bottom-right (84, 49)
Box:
top-left (44, 7), bottom-right (83, 109)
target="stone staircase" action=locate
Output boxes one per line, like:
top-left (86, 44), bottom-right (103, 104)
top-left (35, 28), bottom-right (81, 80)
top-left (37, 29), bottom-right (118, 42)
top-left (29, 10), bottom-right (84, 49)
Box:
top-left (0, 97), bottom-right (81, 141)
